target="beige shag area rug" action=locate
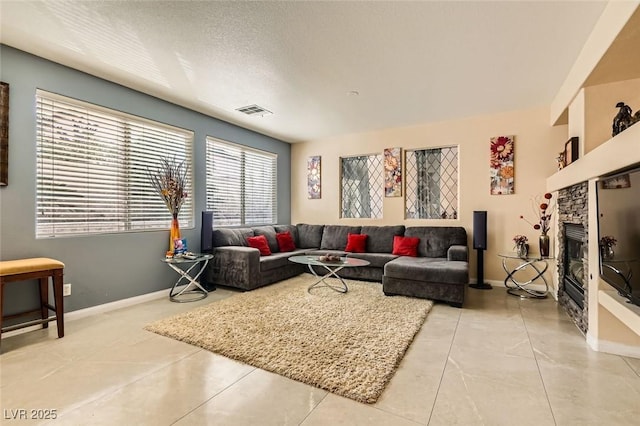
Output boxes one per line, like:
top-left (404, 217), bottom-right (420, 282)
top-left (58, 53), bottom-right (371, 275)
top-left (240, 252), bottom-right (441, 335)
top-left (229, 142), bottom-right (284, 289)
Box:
top-left (145, 274), bottom-right (433, 403)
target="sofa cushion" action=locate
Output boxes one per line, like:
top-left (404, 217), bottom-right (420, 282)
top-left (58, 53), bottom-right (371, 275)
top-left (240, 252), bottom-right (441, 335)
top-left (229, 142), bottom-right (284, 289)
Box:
top-left (392, 236), bottom-right (420, 257)
top-left (346, 252), bottom-right (398, 268)
top-left (274, 225), bottom-right (299, 247)
top-left (252, 226), bottom-right (279, 253)
top-left (260, 251), bottom-right (298, 272)
top-left (320, 225), bottom-right (362, 250)
top-left (345, 233), bottom-right (368, 253)
top-left (251, 225), bottom-right (278, 253)
top-left (212, 228), bottom-right (255, 247)
top-left (384, 257), bottom-right (468, 285)
top-left (276, 231), bottom-right (296, 252)
top-left (361, 225), bottom-right (405, 253)
top-left (296, 224), bottom-right (325, 248)
top-left (404, 226), bottom-right (467, 258)
top-left (247, 235), bottom-right (272, 256)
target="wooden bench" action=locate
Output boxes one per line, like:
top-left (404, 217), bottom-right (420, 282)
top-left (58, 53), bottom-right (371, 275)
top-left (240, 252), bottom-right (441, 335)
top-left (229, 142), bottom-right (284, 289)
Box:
top-left (0, 258), bottom-right (65, 345)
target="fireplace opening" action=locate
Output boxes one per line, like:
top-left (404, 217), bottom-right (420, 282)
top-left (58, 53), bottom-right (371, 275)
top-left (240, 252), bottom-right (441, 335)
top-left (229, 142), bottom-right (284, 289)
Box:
top-left (563, 223), bottom-right (586, 309)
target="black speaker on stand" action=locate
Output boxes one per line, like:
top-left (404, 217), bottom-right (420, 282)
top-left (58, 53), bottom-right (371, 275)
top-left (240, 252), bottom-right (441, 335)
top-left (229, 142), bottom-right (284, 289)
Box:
top-left (470, 210), bottom-right (492, 289)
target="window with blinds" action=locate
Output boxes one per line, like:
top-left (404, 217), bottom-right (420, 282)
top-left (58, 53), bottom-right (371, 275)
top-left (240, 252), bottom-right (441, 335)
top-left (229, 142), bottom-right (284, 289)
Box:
top-left (36, 90), bottom-right (194, 238)
top-left (206, 137), bottom-right (277, 226)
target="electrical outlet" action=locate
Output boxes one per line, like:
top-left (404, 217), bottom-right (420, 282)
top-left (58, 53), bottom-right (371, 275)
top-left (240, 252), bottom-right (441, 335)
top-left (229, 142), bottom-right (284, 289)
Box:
top-left (63, 283), bottom-right (72, 296)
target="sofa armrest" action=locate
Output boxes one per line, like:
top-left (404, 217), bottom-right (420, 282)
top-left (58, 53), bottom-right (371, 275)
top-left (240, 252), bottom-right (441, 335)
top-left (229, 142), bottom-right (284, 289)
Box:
top-left (205, 246), bottom-right (261, 290)
top-left (447, 245), bottom-right (468, 262)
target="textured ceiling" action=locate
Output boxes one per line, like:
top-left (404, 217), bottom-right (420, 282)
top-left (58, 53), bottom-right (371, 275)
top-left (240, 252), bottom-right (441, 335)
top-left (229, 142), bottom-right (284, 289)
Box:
top-left (0, 1), bottom-right (608, 143)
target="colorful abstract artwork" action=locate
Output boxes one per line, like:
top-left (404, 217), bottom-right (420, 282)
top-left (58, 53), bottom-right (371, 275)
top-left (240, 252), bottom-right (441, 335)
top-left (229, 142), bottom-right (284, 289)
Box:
top-left (384, 147), bottom-right (402, 197)
top-left (307, 155), bottom-right (321, 199)
top-left (490, 135), bottom-right (514, 195)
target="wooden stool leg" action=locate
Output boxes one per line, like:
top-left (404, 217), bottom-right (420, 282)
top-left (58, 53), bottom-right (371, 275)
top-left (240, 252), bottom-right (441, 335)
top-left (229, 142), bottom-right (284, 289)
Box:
top-left (0, 278), bottom-right (4, 342)
top-left (39, 277), bottom-right (49, 329)
top-left (52, 270), bottom-right (64, 338)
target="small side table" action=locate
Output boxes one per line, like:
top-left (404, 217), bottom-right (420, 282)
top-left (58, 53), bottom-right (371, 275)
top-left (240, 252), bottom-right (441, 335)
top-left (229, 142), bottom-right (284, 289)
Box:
top-left (162, 254), bottom-right (213, 302)
top-left (499, 253), bottom-right (549, 299)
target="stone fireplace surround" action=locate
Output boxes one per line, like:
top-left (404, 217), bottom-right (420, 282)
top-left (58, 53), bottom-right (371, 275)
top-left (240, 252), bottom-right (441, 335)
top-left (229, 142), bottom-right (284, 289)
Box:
top-left (557, 182), bottom-right (589, 334)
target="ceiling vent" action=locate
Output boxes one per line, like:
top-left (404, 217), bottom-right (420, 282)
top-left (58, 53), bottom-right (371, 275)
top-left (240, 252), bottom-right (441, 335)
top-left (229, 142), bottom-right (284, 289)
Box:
top-left (236, 104), bottom-right (273, 117)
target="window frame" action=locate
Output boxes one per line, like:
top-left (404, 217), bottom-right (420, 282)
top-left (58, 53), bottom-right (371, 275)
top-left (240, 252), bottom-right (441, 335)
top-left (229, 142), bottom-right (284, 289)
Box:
top-left (404, 145), bottom-right (459, 220)
top-left (339, 152), bottom-right (384, 219)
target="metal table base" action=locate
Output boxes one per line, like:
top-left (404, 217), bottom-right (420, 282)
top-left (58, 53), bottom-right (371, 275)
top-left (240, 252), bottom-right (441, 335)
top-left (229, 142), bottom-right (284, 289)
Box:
top-left (500, 254), bottom-right (549, 299)
top-left (163, 255), bottom-right (212, 303)
top-left (306, 263), bottom-right (349, 293)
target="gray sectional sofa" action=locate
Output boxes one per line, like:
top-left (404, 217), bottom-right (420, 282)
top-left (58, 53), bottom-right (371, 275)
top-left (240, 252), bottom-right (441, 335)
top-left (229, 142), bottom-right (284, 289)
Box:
top-left (201, 221), bottom-right (469, 307)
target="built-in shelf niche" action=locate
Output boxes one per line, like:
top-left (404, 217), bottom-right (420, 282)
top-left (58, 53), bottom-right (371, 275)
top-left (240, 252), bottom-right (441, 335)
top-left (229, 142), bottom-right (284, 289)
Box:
top-left (547, 121), bottom-right (640, 193)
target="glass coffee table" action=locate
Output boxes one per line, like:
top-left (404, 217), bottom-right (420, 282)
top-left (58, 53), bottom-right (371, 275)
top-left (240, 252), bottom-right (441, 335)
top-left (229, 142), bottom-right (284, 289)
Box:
top-left (288, 255), bottom-right (370, 293)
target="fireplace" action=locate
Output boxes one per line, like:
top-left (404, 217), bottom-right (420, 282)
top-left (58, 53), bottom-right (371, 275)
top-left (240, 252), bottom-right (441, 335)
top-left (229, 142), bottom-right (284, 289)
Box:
top-left (557, 182), bottom-right (589, 334)
top-left (563, 224), bottom-right (586, 309)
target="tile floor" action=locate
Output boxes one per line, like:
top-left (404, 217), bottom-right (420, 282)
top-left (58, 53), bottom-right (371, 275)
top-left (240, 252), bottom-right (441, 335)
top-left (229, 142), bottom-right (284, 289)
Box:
top-left (2, 278), bottom-right (640, 425)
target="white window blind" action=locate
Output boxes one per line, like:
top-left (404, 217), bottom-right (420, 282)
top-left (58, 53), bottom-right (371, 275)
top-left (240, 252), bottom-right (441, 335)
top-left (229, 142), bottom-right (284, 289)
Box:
top-left (206, 137), bottom-right (277, 226)
top-left (36, 90), bottom-right (194, 238)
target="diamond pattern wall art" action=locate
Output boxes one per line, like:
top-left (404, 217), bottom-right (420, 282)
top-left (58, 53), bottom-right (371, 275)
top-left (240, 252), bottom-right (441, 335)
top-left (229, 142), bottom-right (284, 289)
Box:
top-left (490, 135), bottom-right (515, 195)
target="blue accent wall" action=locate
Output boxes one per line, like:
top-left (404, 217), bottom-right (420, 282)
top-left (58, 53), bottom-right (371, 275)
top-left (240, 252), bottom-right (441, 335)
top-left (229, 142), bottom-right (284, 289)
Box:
top-left (0, 45), bottom-right (291, 313)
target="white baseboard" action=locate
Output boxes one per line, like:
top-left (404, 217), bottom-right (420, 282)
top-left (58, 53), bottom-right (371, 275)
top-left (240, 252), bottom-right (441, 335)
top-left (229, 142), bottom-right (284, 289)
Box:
top-left (587, 332), bottom-right (640, 358)
top-left (1, 289), bottom-right (168, 339)
top-left (65, 289), bottom-right (168, 321)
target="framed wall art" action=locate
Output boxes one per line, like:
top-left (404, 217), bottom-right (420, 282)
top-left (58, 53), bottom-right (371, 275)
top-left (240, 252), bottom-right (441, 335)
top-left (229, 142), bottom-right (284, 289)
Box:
top-left (307, 155), bottom-right (321, 199)
top-left (490, 135), bottom-right (514, 195)
top-left (384, 147), bottom-right (402, 197)
top-left (0, 81), bottom-right (8, 186)
top-left (564, 137), bottom-right (579, 167)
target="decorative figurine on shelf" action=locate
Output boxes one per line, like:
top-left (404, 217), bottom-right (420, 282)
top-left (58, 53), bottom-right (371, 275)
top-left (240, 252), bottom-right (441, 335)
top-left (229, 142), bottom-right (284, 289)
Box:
top-left (612, 102), bottom-right (640, 136)
top-left (556, 151), bottom-right (565, 171)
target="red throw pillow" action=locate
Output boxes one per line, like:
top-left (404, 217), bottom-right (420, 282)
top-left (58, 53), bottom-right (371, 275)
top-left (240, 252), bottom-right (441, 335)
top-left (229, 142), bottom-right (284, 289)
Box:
top-left (276, 231), bottom-right (296, 252)
top-left (247, 235), bottom-right (272, 256)
top-left (345, 233), bottom-right (368, 253)
top-left (392, 235), bottom-right (420, 257)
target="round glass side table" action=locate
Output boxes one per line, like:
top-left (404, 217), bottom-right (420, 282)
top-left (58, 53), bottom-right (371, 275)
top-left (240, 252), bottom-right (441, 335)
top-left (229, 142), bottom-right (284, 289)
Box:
top-left (162, 253), bottom-right (213, 302)
top-left (498, 252), bottom-right (549, 299)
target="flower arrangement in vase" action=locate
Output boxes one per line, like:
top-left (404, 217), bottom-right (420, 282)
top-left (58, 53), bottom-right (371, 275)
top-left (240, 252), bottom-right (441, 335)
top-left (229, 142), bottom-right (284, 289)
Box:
top-left (513, 235), bottom-right (529, 258)
top-left (599, 235), bottom-right (617, 260)
top-left (520, 192), bottom-right (554, 257)
top-left (148, 157), bottom-right (190, 256)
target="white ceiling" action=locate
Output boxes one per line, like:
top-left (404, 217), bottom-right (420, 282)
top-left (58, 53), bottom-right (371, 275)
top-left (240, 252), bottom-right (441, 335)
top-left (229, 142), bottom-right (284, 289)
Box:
top-left (0, 1), bottom-right (607, 143)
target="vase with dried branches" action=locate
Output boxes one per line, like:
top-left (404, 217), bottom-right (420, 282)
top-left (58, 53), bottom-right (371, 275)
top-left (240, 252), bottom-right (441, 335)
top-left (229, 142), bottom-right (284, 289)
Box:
top-left (520, 192), bottom-right (554, 257)
top-left (148, 157), bottom-right (189, 256)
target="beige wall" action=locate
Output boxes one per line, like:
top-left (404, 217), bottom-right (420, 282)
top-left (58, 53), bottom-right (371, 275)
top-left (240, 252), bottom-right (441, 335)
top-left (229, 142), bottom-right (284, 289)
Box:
top-left (291, 106), bottom-right (567, 282)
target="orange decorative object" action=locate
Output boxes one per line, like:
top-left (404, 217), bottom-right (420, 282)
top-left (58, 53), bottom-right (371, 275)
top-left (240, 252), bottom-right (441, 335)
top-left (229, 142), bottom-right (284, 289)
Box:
top-left (169, 216), bottom-right (181, 254)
